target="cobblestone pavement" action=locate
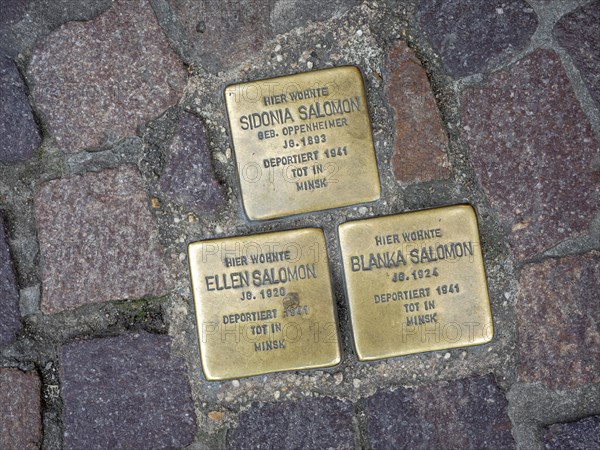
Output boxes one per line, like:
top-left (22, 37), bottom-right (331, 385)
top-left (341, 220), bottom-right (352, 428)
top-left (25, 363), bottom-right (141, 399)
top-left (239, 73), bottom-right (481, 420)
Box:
top-left (1, 0), bottom-right (599, 449)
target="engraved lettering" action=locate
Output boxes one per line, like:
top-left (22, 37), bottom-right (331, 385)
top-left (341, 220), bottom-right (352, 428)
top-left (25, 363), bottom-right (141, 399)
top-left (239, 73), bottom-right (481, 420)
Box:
top-left (240, 107), bottom-right (294, 131)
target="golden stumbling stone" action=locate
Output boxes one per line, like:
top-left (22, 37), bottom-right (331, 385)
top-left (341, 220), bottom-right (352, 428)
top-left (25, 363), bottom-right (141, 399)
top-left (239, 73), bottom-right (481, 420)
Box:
top-left (338, 205), bottom-right (494, 361)
top-left (224, 66), bottom-right (380, 220)
top-left (188, 228), bottom-right (341, 380)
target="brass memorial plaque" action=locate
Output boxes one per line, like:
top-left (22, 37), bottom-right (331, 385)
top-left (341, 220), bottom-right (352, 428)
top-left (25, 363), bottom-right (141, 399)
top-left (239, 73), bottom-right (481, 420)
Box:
top-left (338, 205), bottom-right (493, 361)
top-left (189, 228), bottom-right (341, 380)
top-left (225, 66), bottom-right (380, 220)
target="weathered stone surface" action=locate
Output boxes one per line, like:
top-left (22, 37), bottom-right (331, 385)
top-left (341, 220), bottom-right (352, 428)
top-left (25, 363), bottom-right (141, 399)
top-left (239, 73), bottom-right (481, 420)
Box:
top-left (0, 0), bottom-right (28, 27)
top-left (517, 253), bottom-right (599, 389)
top-left (461, 49), bottom-right (599, 260)
top-left (0, 369), bottom-right (42, 450)
top-left (385, 41), bottom-right (450, 182)
top-left (162, 0), bottom-right (358, 68)
top-left (167, 0), bottom-right (272, 69)
top-left (159, 112), bottom-right (224, 212)
top-left (0, 216), bottom-right (20, 345)
top-left (271, 0), bottom-right (360, 34)
top-left (366, 374), bottom-right (514, 449)
top-left (0, 0), bottom-right (115, 61)
top-left (0, 55), bottom-right (40, 162)
top-left (35, 165), bottom-right (170, 314)
top-left (229, 397), bottom-right (355, 449)
top-left (28, 0), bottom-right (186, 153)
top-left (60, 332), bottom-right (196, 449)
top-left (554, 0), bottom-right (600, 106)
top-left (417, 0), bottom-right (538, 77)
top-left (545, 416), bottom-right (600, 449)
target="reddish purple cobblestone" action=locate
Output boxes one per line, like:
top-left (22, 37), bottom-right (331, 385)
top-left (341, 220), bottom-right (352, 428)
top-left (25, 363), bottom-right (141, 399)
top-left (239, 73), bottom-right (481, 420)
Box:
top-left (28, 0), bottom-right (186, 153)
top-left (60, 332), bottom-right (196, 449)
top-left (417, 0), bottom-right (538, 77)
top-left (35, 165), bottom-right (170, 314)
top-left (228, 397), bottom-right (355, 449)
top-left (385, 41), bottom-right (450, 182)
top-left (365, 374), bottom-right (514, 449)
top-left (554, 0), bottom-right (600, 106)
top-left (0, 55), bottom-right (40, 162)
top-left (461, 49), bottom-right (599, 260)
top-left (159, 111), bottom-right (224, 212)
top-left (545, 416), bottom-right (600, 449)
top-left (0, 369), bottom-right (42, 450)
top-left (517, 252), bottom-right (599, 389)
top-left (0, 215), bottom-right (21, 346)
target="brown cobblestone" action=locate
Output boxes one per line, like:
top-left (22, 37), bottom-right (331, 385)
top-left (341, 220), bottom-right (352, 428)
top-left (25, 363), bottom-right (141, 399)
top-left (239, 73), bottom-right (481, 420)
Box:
top-left (28, 0), bottom-right (186, 153)
top-left (35, 165), bottom-right (170, 314)
top-left (462, 49), bottom-right (599, 260)
top-left (0, 369), bottom-right (42, 450)
top-left (518, 252), bottom-right (600, 389)
top-left (385, 41), bottom-right (450, 183)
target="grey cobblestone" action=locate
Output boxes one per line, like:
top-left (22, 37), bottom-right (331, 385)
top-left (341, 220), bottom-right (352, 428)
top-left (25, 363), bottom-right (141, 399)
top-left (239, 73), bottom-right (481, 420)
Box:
top-left (153, 0), bottom-right (360, 70)
top-left (0, 0), bottom-right (28, 27)
top-left (60, 332), bottom-right (196, 449)
top-left (544, 415), bottom-right (600, 449)
top-left (0, 215), bottom-right (21, 345)
top-left (159, 111), bottom-right (225, 212)
top-left (417, 0), bottom-right (538, 77)
top-left (228, 397), bottom-right (356, 449)
top-left (365, 374), bottom-right (514, 449)
top-left (0, 54), bottom-right (40, 162)
top-left (554, 0), bottom-right (600, 106)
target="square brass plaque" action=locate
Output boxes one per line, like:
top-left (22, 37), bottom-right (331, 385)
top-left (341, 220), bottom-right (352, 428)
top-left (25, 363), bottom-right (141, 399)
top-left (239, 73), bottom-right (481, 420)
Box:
top-left (225, 66), bottom-right (380, 220)
top-left (338, 205), bottom-right (493, 361)
top-left (188, 228), bottom-right (341, 380)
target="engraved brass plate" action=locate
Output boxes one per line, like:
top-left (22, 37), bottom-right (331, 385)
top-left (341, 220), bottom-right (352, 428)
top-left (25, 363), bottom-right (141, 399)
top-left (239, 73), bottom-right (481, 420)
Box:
top-left (225, 66), bottom-right (380, 220)
top-left (338, 205), bottom-right (493, 361)
top-left (189, 228), bottom-right (341, 380)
